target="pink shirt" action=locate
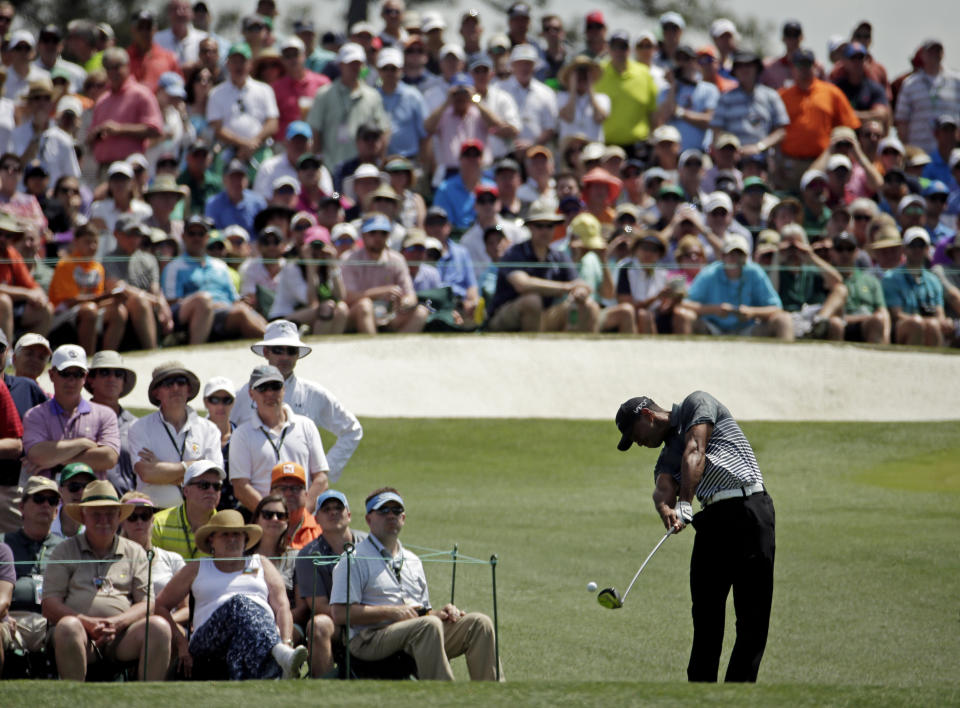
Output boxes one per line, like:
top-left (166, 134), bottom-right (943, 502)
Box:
top-left (341, 245), bottom-right (415, 297)
top-left (90, 77), bottom-right (164, 165)
top-left (272, 71), bottom-right (330, 140)
top-left (434, 105), bottom-right (490, 169)
top-left (0, 193), bottom-right (47, 231)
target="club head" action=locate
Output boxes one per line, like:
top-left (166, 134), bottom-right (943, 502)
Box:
top-left (597, 587), bottom-right (623, 609)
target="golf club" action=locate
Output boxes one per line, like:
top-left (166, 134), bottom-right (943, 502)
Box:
top-left (597, 528), bottom-right (675, 609)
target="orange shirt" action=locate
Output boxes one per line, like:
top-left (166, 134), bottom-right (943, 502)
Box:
top-left (0, 245), bottom-right (38, 289)
top-left (48, 257), bottom-right (104, 307)
top-left (285, 508), bottom-right (322, 550)
top-left (127, 44), bottom-right (181, 93)
top-left (779, 79), bottom-right (860, 159)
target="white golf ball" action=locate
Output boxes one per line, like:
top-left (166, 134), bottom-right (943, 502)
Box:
top-left (586, 581), bottom-right (598, 592)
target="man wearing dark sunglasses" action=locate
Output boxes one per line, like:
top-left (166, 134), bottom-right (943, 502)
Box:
top-left (0, 476), bottom-right (64, 664)
top-left (152, 460), bottom-right (223, 559)
top-left (85, 351), bottom-right (139, 497)
top-left (330, 488), bottom-right (502, 681)
top-left (230, 365), bottom-right (329, 515)
top-left (21, 345), bottom-right (120, 486)
top-left (828, 232), bottom-right (889, 344)
top-left (232, 319), bottom-right (363, 483)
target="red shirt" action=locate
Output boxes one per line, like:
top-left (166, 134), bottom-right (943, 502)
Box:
top-left (0, 378), bottom-right (22, 438)
top-left (0, 244), bottom-right (38, 289)
top-left (90, 76), bottom-right (164, 165)
top-left (272, 71), bottom-right (330, 140)
top-left (127, 43), bottom-right (181, 92)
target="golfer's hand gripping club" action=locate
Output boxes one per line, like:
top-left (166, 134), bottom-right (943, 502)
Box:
top-left (674, 501), bottom-right (693, 530)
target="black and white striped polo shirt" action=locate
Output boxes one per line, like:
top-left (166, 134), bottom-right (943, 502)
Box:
top-left (653, 391), bottom-right (764, 502)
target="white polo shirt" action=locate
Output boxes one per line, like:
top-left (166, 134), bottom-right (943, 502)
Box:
top-left (231, 374), bottom-right (361, 483)
top-left (496, 75), bottom-right (558, 143)
top-left (127, 407), bottom-right (224, 509)
top-left (252, 152), bottom-right (334, 201)
top-left (330, 534), bottom-right (430, 638)
top-left (229, 403), bottom-right (329, 495)
top-left (480, 83), bottom-right (521, 159)
top-left (206, 76), bottom-right (279, 140)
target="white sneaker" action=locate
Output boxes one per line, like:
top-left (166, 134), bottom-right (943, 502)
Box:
top-left (273, 643), bottom-right (309, 679)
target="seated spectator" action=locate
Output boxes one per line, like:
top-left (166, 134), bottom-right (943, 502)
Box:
top-left (11, 332), bottom-right (51, 385)
top-left (198, 378), bottom-right (239, 512)
top-left (487, 207), bottom-right (599, 332)
top-left (581, 167), bottom-right (621, 225)
top-left (567, 214), bottom-right (636, 333)
top-left (47, 222), bottom-right (128, 356)
top-left (460, 188), bottom-right (525, 278)
top-left (923, 115), bottom-right (958, 187)
top-left (205, 159), bottom-right (267, 235)
top-left (703, 133), bottom-right (743, 194)
top-left (616, 229), bottom-right (674, 334)
top-left (119, 492), bottom-right (186, 603)
top-left (156, 509), bottom-right (308, 680)
top-left (828, 232), bottom-right (890, 343)
top-left (670, 234), bottom-right (708, 286)
top-left (42, 480), bottom-right (171, 681)
top-left (268, 462), bottom-right (321, 551)
top-left (479, 226), bottom-right (508, 307)
top-left (250, 494), bottom-right (298, 612)
top-left (0, 476), bottom-right (63, 661)
top-left (0, 213), bottom-right (52, 342)
top-left (422, 204), bottom-right (479, 320)
top-left (0, 329), bottom-right (45, 423)
top-left (678, 234), bottom-right (793, 340)
top-left (143, 176), bottom-right (187, 241)
top-left (658, 200), bottom-right (716, 264)
top-left (882, 227), bottom-right (950, 346)
top-left (341, 214), bottom-right (428, 333)
top-left (385, 157), bottom-right (426, 229)
top-left (163, 213), bottom-right (267, 343)
top-left (931, 235), bottom-right (960, 342)
top-left (432, 140), bottom-right (496, 231)
top-left (239, 225), bottom-right (285, 312)
top-left (798, 170), bottom-right (832, 233)
top-left (867, 219), bottom-right (905, 277)
top-left (255, 121), bottom-right (331, 200)
top-left (516, 145), bottom-right (557, 211)
top-left (922, 181), bottom-right (955, 247)
top-left (85, 351), bottom-right (138, 496)
top-left (810, 126), bottom-right (883, 201)
top-left (775, 224), bottom-right (848, 340)
top-left (22, 345), bottom-right (119, 483)
top-left (270, 228), bottom-right (348, 335)
top-left (178, 141), bottom-right (221, 216)
top-left (330, 488), bottom-right (502, 681)
top-left (229, 365), bottom-right (329, 513)
top-left (152, 460), bottom-right (223, 559)
top-left (402, 229), bottom-right (443, 293)
top-left (49, 463), bottom-right (96, 539)
top-left (89, 162), bottom-right (153, 255)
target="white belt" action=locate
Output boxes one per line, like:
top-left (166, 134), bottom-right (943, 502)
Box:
top-left (701, 483), bottom-right (765, 508)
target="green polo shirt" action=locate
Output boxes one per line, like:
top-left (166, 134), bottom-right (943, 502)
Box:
top-left (151, 504), bottom-right (212, 559)
top-left (306, 80), bottom-right (389, 169)
top-left (778, 264), bottom-right (827, 311)
top-left (594, 59), bottom-right (658, 145)
top-left (843, 268), bottom-right (885, 315)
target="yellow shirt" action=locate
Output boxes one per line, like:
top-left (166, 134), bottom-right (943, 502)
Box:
top-left (594, 60), bottom-right (658, 146)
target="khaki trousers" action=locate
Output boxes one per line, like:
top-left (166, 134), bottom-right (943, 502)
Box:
top-left (349, 613), bottom-right (503, 681)
top-left (0, 484), bottom-right (22, 534)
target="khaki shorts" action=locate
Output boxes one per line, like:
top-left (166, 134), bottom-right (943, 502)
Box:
top-left (488, 296), bottom-right (569, 332)
top-left (1, 611), bottom-right (51, 653)
top-left (694, 317), bottom-right (780, 338)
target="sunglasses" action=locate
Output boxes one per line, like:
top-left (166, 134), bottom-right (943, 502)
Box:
top-left (334, 237), bottom-right (355, 247)
top-left (57, 369), bottom-right (86, 379)
top-left (268, 346), bottom-right (299, 356)
top-left (260, 236), bottom-right (283, 246)
top-left (833, 245), bottom-right (856, 253)
top-left (476, 195), bottom-right (497, 204)
top-left (255, 381), bottom-right (283, 392)
top-left (188, 481), bottom-right (222, 492)
top-left (853, 214), bottom-right (872, 221)
top-left (92, 368), bottom-right (127, 378)
top-left (375, 506), bottom-right (404, 516)
top-left (64, 481), bottom-right (91, 493)
top-left (206, 395), bottom-right (234, 405)
top-left (31, 493), bottom-right (60, 506)
top-left (127, 510), bottom-right (154, 522)
top-left (185, 229), bottom-right (209, 238)
top-left (260, 509), bottom-right (289, 520)
top-left (159, 375), bottom-right (190, 388)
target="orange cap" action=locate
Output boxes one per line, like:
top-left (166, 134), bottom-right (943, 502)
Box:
top-left (271, 462), bottom-right (306, 487)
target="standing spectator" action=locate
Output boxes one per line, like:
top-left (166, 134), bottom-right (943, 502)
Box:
top-left (882, 227), bottom-right (949, 346)
top-left (538, 15), bottom-right (568, 82)
top-left (423, 75), bottom-right (498, 176)
top-left (711, 51), bottom-right (789, 158)
top-left (582, 12), bottom-right (607, 60)
top-left (831, 43), bottom-right (889, 127)
top-left (459, 9), bottom-right (485, 63)
top-left (333, 123), bottom-right (387, 193)
top-left (654, 12), bottom-right (685, 70)
top-left (777, 49), bottom-right (860, 191)
top-left (4, 31), bottom-right (50, 102)
top-left (255, 122), bottom-right (332, 201)
top-left (469, 57), bottom-right (520, 162)
top-left (923, 116), bottom-right (959, 187)
top-left (273, 37), bottom-right (330, 141)
top-left (206, 43), bottom-right (278, 167)
top-left (594, 30), bottom-right (658, 154)
top-left (0, 214), bottom-right (52, 343)
top-left (655, 45), bottom-right (720, 152)
top-left (127, 10), bottom-right (181, 93)
top-left (894, 40), bottom-right (960, 155)
top-left (85, 351), bottom-right (138, 496)
top-left (499, 44), bottom-right (557, 150)
top-left (432, 141), bottom-right (496, 231)
top-left (557, 56), bottom-right (609, 143)
top-left (760, 20), bottom-right (823, 90)
top-left (88, 48), bottom-right (163, 170)
top-left (307, 43), bottom-right (389, 171)
top-left (34, 25), bottom-right (86, 94)
top-left (205, 159), bottom-right (267, 235)
top-left (31, 96), bottom-right (83, 188)
top-left (155, 0), bottom-right (205, 68)
top-left (340, 214), bottom-right (428, 333)
top-left (377, 48), bottom-right (428, 160)
top-left (21, 345), bottom-right (119, 483)
top-left (12, 78), bottom-right (55, 164)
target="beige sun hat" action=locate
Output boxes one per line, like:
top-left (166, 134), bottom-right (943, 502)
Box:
top-left (195, 509), bottom-right (263, 553)
top-left (65, 480), bottom-right (135, 524)
top-left (147, 361), bottom-right (201, 406)
top-left (85, 350), bottom-right (137, 398)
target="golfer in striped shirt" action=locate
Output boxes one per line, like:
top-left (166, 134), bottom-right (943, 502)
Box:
top-left (615, 390), bottom-right (775, 683)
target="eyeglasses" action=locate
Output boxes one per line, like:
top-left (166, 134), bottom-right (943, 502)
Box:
top-left (31, 493), bottom-right (60, 506)
top-left (255, 381), bottom-right (283, 392)
top-left (188, 481), bottom-right (222, 492)
top-left (92, 368), bottom-right (127, 378)
top-left (159, 375), bottom-right (189, 388)
top-left (267, 345), bottom-right (299, 356)
top-left (375, 506), bottom-right (404, 516)
top-left (0, 165), bottom-right (21, 173)
top-left (57, 369), bottom-right (86, 379)
top-left (127, 510), bottom-right (154, 522)
top-left (206, 395), bottom-right (234, 405)
top-left (259, 509), bottom-right (289, 520)
top-left (57, 187), bottom-right (81, 196)
top-left (64, 481), bottom-right (91, 493)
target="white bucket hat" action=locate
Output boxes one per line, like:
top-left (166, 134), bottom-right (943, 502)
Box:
top-left (250, 319), bottom-right (312, 358)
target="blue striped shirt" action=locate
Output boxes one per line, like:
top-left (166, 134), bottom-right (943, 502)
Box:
top-left (654, 391), bottom-right (764, 503)
top-left (710, 84), bottom-right (790, 147)
top-left (161, 254), bottom-right (239, 305)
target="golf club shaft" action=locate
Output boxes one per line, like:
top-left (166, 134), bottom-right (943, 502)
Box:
top-left (621, 528), bottom-right (674, 603)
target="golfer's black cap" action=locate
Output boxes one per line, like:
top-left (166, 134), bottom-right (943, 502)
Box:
top-left (615, 396), bottom-right (654, 451)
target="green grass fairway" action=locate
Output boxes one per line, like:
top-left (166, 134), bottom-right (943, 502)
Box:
top-left (6, 418), bottom-right (959, 706)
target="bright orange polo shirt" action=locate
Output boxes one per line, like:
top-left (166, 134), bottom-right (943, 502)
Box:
top-left (779, 79), bottom-right (861, 159)
top-left (48, 257), bottom-right (104, 307)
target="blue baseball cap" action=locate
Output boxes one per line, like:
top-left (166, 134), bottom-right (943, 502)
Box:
top-left (158, 72), bottom-right (186, 98)
top-left (923, 180), bottom-right (950, 197)
top-left (286, 120), bottom-right (312, 141)
top-left (366, 491), bottom-right (404, 513)
top-left (361, 213), bottom-right (392, 234)
top-left (449, 72), bottom-right (474, 89)
top-left (315, 489), bottom-right (349, 514)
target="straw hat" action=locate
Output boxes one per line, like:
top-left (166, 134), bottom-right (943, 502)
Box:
top-left (147, 361), bottom-right (201, 406)
top-left (65, 480), bottom-right (135, 524)
top-left (195, 509), bottom-right (263, 553)
top-left (85, 350), bottom-right (137, 398)
top-left (558, 54), bottom-right (601, 85)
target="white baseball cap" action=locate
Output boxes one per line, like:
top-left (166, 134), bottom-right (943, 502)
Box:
top-left (704, 191), bottom-right (733, 213)
top-left (421, 12), bottom-right (446, 33)
top-left (338, 42), bottom-right (366, 65)
top-left (710, 18), bottom-right (738, 39)
top-left (223, 224), bottom-right (250, 243)
top-left (184, 460), bottom-right (226, 485)
top-left (581, 142), bottom-right (606, 162)
top-left (439, 43), bottom-right (465, 61)
top-left (878, 135), bottom-right (905, 156)
top-left (203, 376), bottom-right (236, 399)
top-left (651, 125), bottom-right (681, 144)
top-left (56, 96), bottom-right (84, 118)
top-left (722, 234), bottom-right (751, 255)
top-left (377, 47), bottom-right (403, 69)
top-left (8, 29), bottom-right (35, 49)
top-left (800, 169), bottom-right (828, 191)
top-left (272, 175), bottom-right (301, 193)
top-left (827, 154), bottom-right (853, 172)
top-left (51, 344), bottom-right (88, 372)
top-left (280, 36), bottom-right (306, 54)
top-left (108, 161), bottom-right (135, 180)
top-left (14, 332), bottom-right (51, 356)
top-left (509, 43), bottom-right (540, 64)
top-left (659, 11), bottom-right (686, 29)
top-left (897, 194), bottom-right (926, 214)
top-left (902, 226), bottom-right (931, 247)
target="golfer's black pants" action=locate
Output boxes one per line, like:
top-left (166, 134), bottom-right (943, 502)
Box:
top-left (687, 491), bottom-right (775, 683)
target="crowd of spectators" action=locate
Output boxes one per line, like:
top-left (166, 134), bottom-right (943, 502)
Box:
top-left (0, 1), bottom-right (955, 348)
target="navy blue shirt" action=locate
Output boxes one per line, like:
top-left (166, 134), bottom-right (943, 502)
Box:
top-left (3, 373), bottom-right (47, 422)
top-left (488, 239), bottom-right (577, 316)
